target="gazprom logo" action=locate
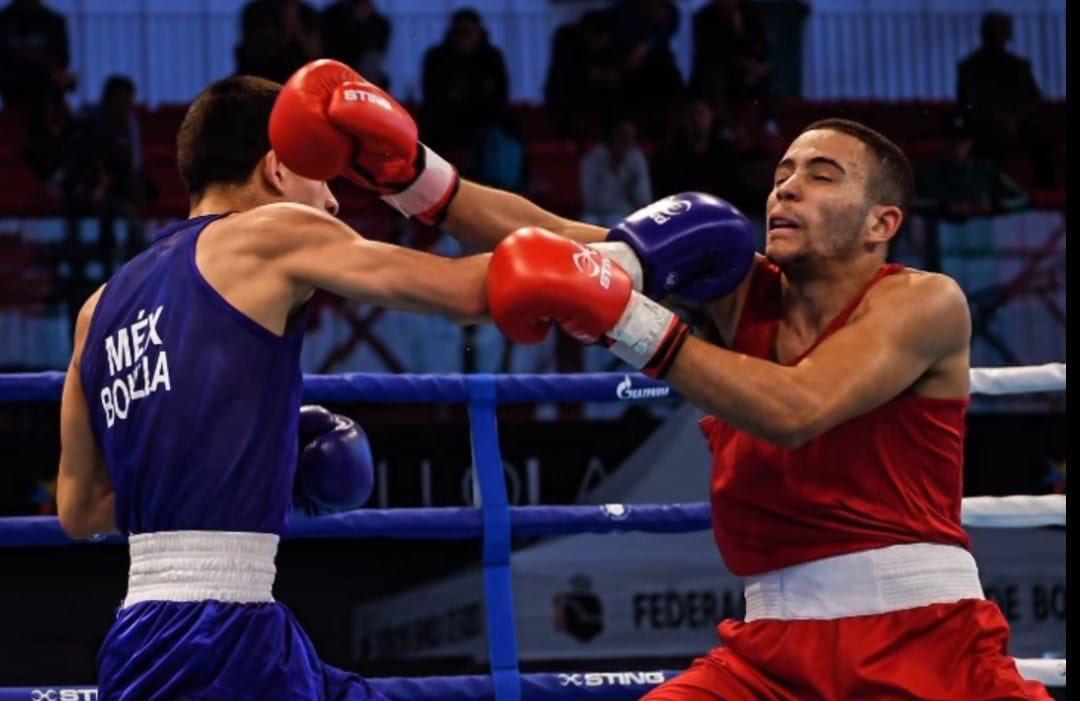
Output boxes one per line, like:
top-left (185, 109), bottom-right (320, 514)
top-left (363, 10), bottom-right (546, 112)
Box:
top-left (616, 374), bottom-right (670, 401)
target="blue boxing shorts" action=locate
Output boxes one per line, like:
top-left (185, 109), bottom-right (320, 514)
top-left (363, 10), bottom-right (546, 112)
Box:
top-left (98, 531), bottom-right (386, 701)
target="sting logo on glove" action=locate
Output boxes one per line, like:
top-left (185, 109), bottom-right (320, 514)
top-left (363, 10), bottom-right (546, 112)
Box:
top-left (572, 245), bottom-right (613, 290)
top-left (341, 88), bottom-right (393, 111)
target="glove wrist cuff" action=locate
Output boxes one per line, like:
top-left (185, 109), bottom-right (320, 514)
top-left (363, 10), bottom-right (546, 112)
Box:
top-left (608, 291), bottom-right (679, 369)
top-left (380, 144), bottom-right (459, 225)
top-left (588, 242), bottom-right (643, 292)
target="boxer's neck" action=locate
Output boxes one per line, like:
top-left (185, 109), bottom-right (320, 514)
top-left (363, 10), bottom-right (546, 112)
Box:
top-left (780, 254), bottom-right (884, 336)
top-left (189, 184), bottom-right (273, 218)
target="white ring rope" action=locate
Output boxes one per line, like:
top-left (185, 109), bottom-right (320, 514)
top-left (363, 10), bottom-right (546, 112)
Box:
top-left (1015, 658), bottom-right (1067, 686)
top-left (961, 495), bottom-right (1066, 528)
top-left (969, 363), bottom-right (1066, 394)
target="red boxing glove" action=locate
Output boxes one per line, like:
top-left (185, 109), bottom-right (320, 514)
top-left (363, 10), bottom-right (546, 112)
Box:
top-left (488, 228), bottom-right (691, 378)
top-left (269, 59), bottom-right (458, 225)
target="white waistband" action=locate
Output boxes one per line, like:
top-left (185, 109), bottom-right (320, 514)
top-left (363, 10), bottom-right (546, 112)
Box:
top-left (123, 531), bottom-right (279, 608)
top-left (744, 543), bottom-right (983, 622)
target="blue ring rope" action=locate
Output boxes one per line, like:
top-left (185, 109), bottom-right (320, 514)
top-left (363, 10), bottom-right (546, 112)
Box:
top-left (0, 504), bottom-right (715, 547)
top-left (0, 372), bottom-right (676, 404)
top-left (469, 375), bottom-right (522, 700)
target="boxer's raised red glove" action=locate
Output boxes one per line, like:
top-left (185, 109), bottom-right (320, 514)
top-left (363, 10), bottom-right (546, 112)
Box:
top-left (487, 228), bottom-right (691, 378)
top-left (269, 59), bottom-right (458, 225)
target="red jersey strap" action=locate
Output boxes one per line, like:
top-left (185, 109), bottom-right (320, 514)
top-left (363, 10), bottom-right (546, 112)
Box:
top-left (733, 261), bottom-right (905, 363)
top-left (731, 260), bottom-right (784, 358)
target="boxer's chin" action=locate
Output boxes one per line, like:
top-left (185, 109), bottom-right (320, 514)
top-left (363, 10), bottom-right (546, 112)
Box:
top-left (764, 236), bottom-right (803, 266)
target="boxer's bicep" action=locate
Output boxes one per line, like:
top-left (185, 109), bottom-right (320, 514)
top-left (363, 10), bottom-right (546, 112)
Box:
top-left (792, 274), bottom-right (970, 434)
top-left (58, 291), bottom-right (117, 538)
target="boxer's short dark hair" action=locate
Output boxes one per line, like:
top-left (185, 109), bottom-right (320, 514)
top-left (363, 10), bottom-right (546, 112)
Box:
top-left (177, 75), bottom-right (281, 197)
top-left (802, 118), bottom-right (915, 217)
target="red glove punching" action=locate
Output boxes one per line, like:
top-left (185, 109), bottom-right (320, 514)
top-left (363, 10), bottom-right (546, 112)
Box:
top-left (269, 59), bottom-right (458, 225)
top-left (487, 228), bottom-right (691, 378)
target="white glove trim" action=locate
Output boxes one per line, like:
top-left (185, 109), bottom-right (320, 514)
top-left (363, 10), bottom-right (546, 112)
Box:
top-left (589, 242), bottom-right (644, 292)
top-left (380, 145), bottom-right (457, 219)
top-left (608, 291), bottom-right (676, 369)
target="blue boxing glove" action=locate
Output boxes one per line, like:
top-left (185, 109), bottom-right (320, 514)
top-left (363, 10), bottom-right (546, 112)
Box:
top-left (595, 192), bottom-right (756, 303)
top-left (294, 405), bottom-right (374, 517)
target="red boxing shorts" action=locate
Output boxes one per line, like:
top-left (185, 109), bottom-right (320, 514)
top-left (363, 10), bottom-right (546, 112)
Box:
top-left (643, 599), bottom-right (1051, 700)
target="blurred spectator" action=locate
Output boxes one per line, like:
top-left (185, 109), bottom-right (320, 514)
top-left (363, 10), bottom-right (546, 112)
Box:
top-left (319, 0), bottom-right (391, 89)
top-left (0, 0), bottom-right (76, 177)
top-left (580, 117), bottom-right (652, 227)
top-left (53, 75), bottom-right (155, 325)
top-left (958, 12), bottom-right (1054, 187)
top-left (80, 75), bottom-right (155, 222)
top-left (651, 98), bottom-right (741, 200)
top-left (467, 113), bottom-right (527, 193)
top-left (235, 0), bottom-right (321, 84)
top-left (545, 9), bottom-right (624, 139)
top-left (609, 0), bottom-right (684, 134)
top-left (421, 8), bottom-right (509, 155)
top-left (690, 0), bottom-right (778, 136)
top-left (916, 115), bottom-right (1028, 221)
top-left (0, 0), bottom-right (73, 112)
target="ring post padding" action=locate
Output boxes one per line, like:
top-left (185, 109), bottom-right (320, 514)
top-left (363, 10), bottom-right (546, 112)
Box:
top-left (468, 374), bottom-right (522, 701)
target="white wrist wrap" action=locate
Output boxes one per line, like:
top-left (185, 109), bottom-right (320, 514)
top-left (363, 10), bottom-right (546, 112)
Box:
top-left (608, 291), bottom-right (676, 369)
top-left (380, 144), bottom-right (457, 219)
top-left (588, 242), bottom-right (644, 292)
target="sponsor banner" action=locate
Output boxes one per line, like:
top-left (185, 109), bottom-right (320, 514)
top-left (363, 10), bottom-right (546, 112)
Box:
top-left (25, 690), bottom-right (98, 701)
top-left (353, 528), bottom-right (1065, 662)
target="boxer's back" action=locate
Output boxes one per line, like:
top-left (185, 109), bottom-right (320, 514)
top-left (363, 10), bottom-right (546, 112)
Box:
top-left (80, 214), bottom-right (305, 535)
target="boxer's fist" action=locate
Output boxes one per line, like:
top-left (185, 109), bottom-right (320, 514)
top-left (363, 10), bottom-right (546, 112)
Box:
top-left (294, 405), bottom-right (374, 517)
top-left (488, 228), bottom-right (691, 378)
top-left (269, 59), bottom-right (458, 225)
top-left (487, 228), bottom-right (632, 345)
top-left (600, 193), bottom-right (756, 303)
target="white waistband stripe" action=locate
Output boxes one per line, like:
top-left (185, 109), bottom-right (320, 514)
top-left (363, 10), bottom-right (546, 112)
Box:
top-left (124, 531), bottom-right (279, 607)
top-left (744, 543), bottom-right (983, 622)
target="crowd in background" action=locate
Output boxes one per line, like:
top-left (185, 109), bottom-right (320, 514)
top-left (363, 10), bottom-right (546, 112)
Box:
top-left (0, 0), bottom-right (1061, 230)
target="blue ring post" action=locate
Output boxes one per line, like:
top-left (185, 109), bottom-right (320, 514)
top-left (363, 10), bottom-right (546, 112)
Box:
top-left (467, 375), bottom-right (522, 701)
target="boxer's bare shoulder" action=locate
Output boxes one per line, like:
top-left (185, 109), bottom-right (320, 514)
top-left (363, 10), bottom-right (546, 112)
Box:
top-left (853, 267), bottom-right (971, 397)
top-left (854, 267), bottom-right (969, 335)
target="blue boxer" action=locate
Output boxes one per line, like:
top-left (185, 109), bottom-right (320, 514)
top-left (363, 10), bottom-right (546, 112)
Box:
top-left (80, 214), bottom-right (382, 701)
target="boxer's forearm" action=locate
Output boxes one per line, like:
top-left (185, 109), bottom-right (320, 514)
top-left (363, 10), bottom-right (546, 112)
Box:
top-left (58, 484), bottom-right (117, 538)
top-left (443, 180), bottom-right (607, 249)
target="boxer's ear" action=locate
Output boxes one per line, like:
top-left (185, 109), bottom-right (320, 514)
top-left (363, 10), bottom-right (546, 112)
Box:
top-left (865, 203), bottom-right (903, 251)
top-left (260, 151), bottom-right (288, 197)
